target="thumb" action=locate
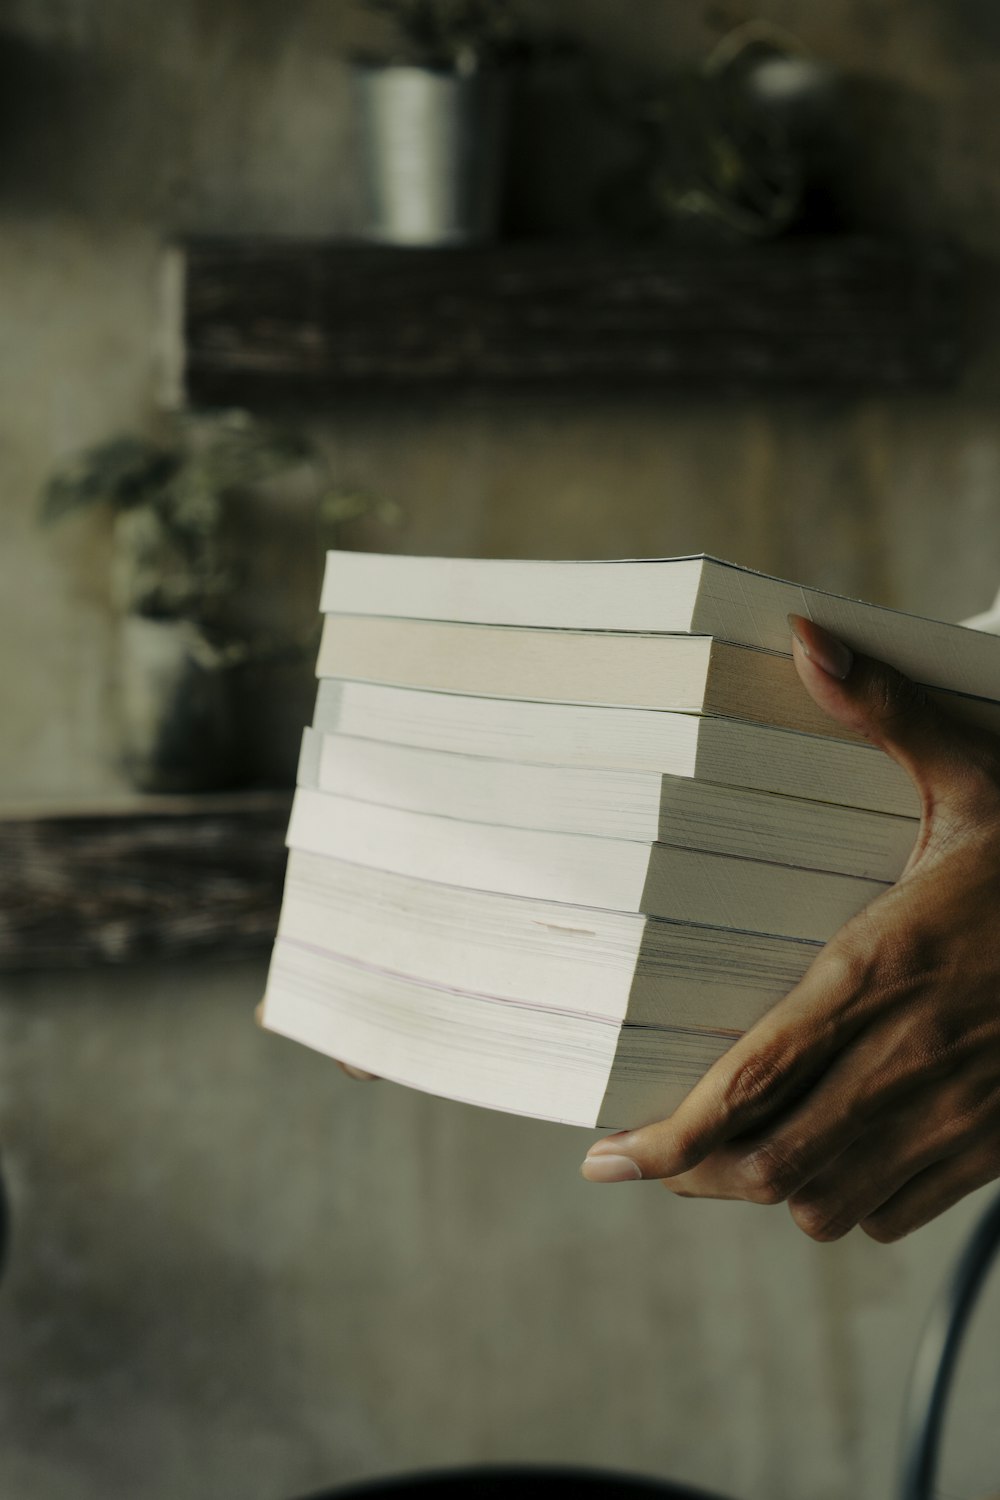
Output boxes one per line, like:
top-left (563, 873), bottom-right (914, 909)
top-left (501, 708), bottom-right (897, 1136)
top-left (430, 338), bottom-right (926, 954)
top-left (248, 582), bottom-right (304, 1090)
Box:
top-left (787, 614), bottom-right (976, 799)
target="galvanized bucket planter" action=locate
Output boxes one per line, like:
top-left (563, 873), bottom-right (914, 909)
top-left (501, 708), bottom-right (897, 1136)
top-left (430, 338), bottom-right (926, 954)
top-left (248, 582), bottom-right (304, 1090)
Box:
top-left (352, 62), bottom-right (508, 245)
top-left (117, 616), bottom-right (235, 794)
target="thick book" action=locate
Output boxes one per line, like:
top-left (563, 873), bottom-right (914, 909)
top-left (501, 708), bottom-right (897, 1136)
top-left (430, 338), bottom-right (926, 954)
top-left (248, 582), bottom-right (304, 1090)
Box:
top-left (285, 788), bottom-right (889, 944)
top-left (277, 849), bottom-right (820, 1031)
top-left (312, 679), bottom-right (919, 817)
top-left (265, 937), bottom-right (735, 1128)
top-left (297, 730), bottom-right (918, 883)
top-left (316, 615), bottom-right (1000, 742)
top-left (262, 550), bottom-right (1000, 1129)
top-left (319, 550), bottom-right (1000, 701)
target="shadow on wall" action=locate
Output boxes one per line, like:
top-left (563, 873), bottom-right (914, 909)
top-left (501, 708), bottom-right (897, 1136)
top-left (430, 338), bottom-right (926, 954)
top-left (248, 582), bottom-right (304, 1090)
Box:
top-left (0, 34), bottom-right (165, 215)
top-left (931, 0), bottom-right (1000, 50)
top-left (0, 11), bottom-right (356, 233)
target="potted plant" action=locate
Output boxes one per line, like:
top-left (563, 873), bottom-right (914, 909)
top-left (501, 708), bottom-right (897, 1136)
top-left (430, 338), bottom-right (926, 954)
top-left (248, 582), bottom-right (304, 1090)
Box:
top-left (41, 412), bottom-right (330, 794)
top-left (604, 22), bottom-right (842, 241)
top-left (352, 0), bottom-right (525, 245)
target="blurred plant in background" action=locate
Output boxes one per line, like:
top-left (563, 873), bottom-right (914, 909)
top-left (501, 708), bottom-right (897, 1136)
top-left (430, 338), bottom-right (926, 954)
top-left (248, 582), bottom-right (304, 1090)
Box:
top-left (318, 486), bottom-right (403, 538)
top-left (600, 21), bottom-right (844, 240)
top-left (358, 0), bottom-right (526, 72)
top-left (43, 413), bottom-right (315, 636)
top-left (40, 412), bottom-right (373, 792)
top-left (352, 0), bottom-right (534, 245)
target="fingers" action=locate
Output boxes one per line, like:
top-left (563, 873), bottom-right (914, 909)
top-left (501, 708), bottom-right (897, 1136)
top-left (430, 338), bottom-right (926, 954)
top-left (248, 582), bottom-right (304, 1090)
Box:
top-left (621, 1113), bottom-right (1000, 1248)
top-left (337, 1061), bottom-right (379, 1082)
top-left (657, 1103), bottom-right (942, 1239)
top-left (783, 1111), bottom-right (960, 1243)
top-left (581, 875), bottom-right (952, 1188)
top-left (788, 615), bottom-right (975, 796)
top-left (861, 1140), bottom-right (1000, 1242)
top-left (656, 1033), bottom-right (890, 1206)
top-left (584, 984), bottom-right (1000, 1246)
top-left (582, 933), bottom-right (870, 1184)
top-left (586, 1063), bottom-right (996, 1248)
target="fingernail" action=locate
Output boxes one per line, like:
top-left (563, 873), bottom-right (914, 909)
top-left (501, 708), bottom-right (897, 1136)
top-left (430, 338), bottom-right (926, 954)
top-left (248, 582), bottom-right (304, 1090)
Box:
top-left (580, 1154), bottom-right (643, 1183)
top-left (787, 614), bottom-right (854, 681)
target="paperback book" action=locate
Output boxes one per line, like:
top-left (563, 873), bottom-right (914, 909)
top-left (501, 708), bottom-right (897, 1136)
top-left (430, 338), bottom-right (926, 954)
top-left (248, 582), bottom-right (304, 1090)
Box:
top-left (261, 551), bottom-right (1000, 1128)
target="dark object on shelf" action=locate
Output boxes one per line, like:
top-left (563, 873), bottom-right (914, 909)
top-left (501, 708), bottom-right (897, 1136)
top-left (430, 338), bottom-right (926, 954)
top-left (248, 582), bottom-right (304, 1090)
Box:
top-left (297, 1468), bottom-right (728, 1499)
top-left (0, 794), bottom-right (290, 971)
top-left (178, 237), bottom-right (964, 404)
top-left (352, 62), bottom-right (509, 246)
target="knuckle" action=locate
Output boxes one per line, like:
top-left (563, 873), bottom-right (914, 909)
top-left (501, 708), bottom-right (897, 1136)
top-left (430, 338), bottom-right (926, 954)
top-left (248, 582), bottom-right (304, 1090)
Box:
top-left (860, 1214), bottom-right (907, 1245)
top-left (905, 1010), bottom-right (973, 1079)
top-left (789, 1197), bottom-right (856, 1243)
top-left (722, 1049), bottom-right (787, 1122)
top-left (826, 915), bottom-right (928, 1017)
top-left (741, 1140), bottom-right (803, 1205)
top-left (908, 1019), bottom-right (952, 1074)
top-left (816, 934), bottom-right (876, 1004)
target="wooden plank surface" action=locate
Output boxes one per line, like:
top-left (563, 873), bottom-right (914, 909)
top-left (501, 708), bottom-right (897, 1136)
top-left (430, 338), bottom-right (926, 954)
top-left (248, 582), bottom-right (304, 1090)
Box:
top-left (0, 794), bottom-right (291, 971)
top-left (179, 237), bottom-right (964, 403)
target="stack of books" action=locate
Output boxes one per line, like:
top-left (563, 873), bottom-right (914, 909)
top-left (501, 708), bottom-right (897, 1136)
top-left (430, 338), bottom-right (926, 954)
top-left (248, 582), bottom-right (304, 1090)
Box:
top-left (261, 553), bottom-right (1000, 1130)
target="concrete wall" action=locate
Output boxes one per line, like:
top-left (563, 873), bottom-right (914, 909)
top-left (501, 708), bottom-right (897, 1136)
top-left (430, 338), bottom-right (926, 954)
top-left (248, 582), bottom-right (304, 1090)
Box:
top-left (2, 3), bottom-right (1000, 1499)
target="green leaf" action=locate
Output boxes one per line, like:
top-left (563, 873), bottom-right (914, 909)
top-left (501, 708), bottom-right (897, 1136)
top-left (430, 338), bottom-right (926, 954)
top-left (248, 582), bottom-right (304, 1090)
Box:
top-left (40, 438), bottom-right (179, 524)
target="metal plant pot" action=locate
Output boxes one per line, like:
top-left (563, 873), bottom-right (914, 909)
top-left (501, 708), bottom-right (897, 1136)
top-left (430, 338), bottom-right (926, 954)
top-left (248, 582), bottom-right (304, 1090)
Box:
top-left (117, 615), bottom-right (235, 793)
top-left (353, 62), bottom-right (509, 245)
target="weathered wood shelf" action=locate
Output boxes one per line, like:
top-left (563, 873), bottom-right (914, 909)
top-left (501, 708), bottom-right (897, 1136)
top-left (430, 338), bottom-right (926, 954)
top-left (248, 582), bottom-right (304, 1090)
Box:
top-left (176, 236), bottom-right (964, 405)
top-left (0, 793), bottom-right (291, 971)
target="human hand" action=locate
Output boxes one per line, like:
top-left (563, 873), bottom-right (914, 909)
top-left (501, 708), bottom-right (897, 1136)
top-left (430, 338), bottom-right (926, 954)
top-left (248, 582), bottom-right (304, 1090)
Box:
top-left (337, 1062), bottom-right (379, 1081)
top-left (582, 615), bottom-right (1000, 1243)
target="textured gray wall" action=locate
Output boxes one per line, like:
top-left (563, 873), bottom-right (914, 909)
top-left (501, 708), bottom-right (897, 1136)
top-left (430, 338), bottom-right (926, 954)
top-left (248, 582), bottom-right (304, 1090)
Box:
top-left (2, 4), bottom-right (1000, 1499)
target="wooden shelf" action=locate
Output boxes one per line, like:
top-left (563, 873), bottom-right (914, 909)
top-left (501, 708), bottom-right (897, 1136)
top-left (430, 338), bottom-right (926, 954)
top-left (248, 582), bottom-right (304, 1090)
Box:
top-left (0, 793), bottom-right (291, 971)
top-left (175, 236), bottom-right (965, 405)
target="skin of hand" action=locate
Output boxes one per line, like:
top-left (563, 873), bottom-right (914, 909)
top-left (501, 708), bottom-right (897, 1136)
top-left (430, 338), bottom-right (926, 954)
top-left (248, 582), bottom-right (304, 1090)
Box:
top-left (581, 614), bottom-right (1000, 1245)
top-left (337, 1062), bottom-right (379, 1081)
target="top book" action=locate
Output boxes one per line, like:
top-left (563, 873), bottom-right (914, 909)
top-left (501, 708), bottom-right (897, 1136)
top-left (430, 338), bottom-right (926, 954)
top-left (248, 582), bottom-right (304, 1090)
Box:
top-left (320, 551), bottom-right (1000, 702)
